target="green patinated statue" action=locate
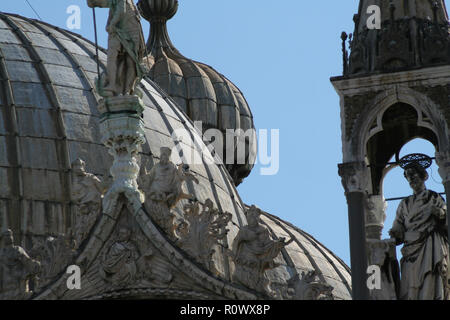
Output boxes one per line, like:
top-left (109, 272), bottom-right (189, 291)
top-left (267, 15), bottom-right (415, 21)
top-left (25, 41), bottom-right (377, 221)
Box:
top-left (87, 0), bottom-right (146, 97)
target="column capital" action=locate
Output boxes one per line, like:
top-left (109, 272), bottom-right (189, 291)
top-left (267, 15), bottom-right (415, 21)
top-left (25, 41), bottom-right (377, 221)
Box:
top-left (338, 161), bottom-right (369, 193)
top-left (435, 151), bottom-right (450, 183)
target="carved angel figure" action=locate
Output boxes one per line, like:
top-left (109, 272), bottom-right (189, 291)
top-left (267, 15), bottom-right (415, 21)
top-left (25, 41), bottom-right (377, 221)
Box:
top-left (87, 0), bottom-right (146, 96)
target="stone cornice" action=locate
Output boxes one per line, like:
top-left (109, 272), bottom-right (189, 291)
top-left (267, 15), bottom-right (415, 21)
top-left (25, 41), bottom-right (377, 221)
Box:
top-left (331, 65), bottom-right (450, 95)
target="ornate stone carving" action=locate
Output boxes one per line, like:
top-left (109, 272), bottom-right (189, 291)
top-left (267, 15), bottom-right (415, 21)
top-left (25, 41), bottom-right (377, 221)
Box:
top-left (343, 91), bottom-right (380, 140)
top-left (338, 161), bottom-right (369, 194)
top-left (436, 150), bottom-right (450, 184)
top-left (286, 271), bottom-right (334, 300)
top-left (100, 226), bottom-right (173, 288)
top-left (365, 195), bottom-right (387, 240)
top-left (412, 85), bottom-right (450, 129)
top-left (230, 205), bottom-right (290, 297)
top-left (176, 199), bottom-right (232, 276)
top-left (143, 147), bottom-right (199, 237)
top-left (87, 0), bottom-right (146, 97)
top-left (71, 158), bottom-right (110, 246)
top-left (100, 227), bottom-right (140, 287)
top-left (100, 105), bottom-right (146, 214)
top-left (30, 235), bottom-right (77, 291)
top-left (366, 238), bottom-right (399, 300)
top-left (0, 229), bottom-right (41, 300)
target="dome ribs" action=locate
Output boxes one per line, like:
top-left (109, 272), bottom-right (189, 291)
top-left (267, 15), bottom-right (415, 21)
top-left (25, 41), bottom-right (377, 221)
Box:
top-left (264, 211), bottom-right (352, 295)
top-left (1, 14), bottom-right (73, 235)
top-left (155, 91), bottom-right (245, 282)
top-left (0, 27), bottom-right (24, 241)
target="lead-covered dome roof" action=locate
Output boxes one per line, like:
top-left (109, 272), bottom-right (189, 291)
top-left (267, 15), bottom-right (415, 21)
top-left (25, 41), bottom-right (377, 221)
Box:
top-left (0, 12), bottom-right (351, 300)
top-left (137, 0), bottom-right (257, 186)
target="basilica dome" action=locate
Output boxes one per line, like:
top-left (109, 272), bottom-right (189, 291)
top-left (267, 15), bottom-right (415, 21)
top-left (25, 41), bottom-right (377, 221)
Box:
top-left (0, 12), bottom-right (351, 300)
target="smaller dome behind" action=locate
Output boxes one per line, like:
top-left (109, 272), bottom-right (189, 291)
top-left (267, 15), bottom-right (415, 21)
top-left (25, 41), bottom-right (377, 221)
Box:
top-left (138, 0), bottom-right (257, 186)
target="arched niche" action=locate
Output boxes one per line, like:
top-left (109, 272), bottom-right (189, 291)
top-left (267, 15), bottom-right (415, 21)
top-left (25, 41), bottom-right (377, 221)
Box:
top-left (366, 102), bottom-right (439, 195)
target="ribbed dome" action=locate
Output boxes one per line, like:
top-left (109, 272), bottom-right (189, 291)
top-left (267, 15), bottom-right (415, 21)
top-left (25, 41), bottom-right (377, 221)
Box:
top-left (0, 12), bottom-right (351, 300)
top-left (345, 0), bottom-right (450, 75)
top-left (137, 0), bottom-right (257, 186)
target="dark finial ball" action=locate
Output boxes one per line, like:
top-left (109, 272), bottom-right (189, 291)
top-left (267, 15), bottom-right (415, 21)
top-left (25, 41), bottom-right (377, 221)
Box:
top-left (137, 0), bottom-right (179, 22)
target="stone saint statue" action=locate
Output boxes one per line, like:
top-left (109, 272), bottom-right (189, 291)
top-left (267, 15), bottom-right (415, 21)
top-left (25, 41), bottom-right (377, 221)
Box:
top-left (87, 0), bottom-right (146, 97)
top-left (231, 205), bottom-right (290, 296)
top-left (145, 147), bottom-right (198, 209)
top-left (0, 229), bottom-right (40, 300)
top-left (389, 162), bottom-right (450, 300)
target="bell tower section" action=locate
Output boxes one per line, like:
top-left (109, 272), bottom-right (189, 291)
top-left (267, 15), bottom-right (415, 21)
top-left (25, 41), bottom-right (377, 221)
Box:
top-left (331, 0), bottom-right (450, 300)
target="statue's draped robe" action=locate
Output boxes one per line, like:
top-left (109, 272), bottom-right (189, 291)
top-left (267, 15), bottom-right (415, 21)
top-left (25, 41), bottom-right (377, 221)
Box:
top-left (102, 241), bottom-right (138, 286)
top-left (106, 0), bottom-right (145, 91)
top-left (391, 190), bottom-right (450, 300)
top-left (72, 173), bottom-right (103, 212)
top-left (232, 225), bottom-right (284, 291)
top-left (147, 162), bottom-right (178, 204)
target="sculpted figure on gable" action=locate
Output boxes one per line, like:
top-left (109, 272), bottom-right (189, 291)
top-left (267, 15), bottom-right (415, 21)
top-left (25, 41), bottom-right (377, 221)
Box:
top-left (71, 158), bottom-right (110, 247)
top-left (100, 226), bottom-right (173, 288)
top-left (0, 229), bottom-right (41, 300)
top-left (230, 205), bottom-right (291, 297)
top-left (100, 227), bottom-right (139, 287)
top-left (142, 147), bottom-right (198, 237)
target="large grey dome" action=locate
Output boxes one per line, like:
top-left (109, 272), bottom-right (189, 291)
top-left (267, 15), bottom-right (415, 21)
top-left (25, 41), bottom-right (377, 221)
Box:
top-left (0, 12), bottom-right (351, 300)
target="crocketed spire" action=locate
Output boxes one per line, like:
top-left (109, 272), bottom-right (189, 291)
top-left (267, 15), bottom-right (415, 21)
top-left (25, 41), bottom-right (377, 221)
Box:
top-left (342, 0), bottom-right (450, 75)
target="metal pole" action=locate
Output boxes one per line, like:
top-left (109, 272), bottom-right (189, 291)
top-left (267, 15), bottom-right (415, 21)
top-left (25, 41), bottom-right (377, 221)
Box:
top-left (92, 8), bottom-right (101, 79)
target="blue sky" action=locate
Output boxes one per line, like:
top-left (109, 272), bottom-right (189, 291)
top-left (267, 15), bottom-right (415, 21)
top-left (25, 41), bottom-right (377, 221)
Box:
top-left (3, 0), bottom-right (449, 266)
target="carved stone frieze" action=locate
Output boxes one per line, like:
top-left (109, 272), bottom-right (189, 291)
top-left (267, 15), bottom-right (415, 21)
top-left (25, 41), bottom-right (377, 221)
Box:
top-left (338, 161), bottom-right (369, 194)
top-left (286, 271), bottom-right (334, 300)
top-left (412, 85), bottom-right (450, 129)
top-left (343, 91), bottom-right (380, 140)
top-left (176, 199), bottom-right (232, 277)
top-left (347, 16), bottom-right (450, 76)
top-left (99, 214), bottom-right (173, 289)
